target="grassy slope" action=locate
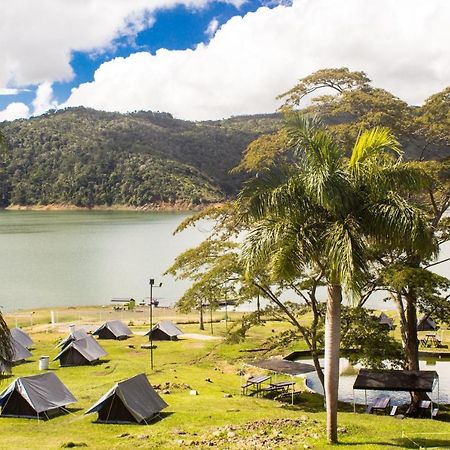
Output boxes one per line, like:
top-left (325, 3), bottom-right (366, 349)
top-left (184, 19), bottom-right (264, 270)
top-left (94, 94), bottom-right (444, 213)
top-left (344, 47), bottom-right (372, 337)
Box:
top-left (0, 308), bottom-right (449, 449)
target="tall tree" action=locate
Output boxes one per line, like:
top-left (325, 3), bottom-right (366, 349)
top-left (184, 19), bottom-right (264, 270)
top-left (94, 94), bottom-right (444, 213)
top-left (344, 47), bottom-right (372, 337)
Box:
top-left (236, 113), bottom-right (434, 443)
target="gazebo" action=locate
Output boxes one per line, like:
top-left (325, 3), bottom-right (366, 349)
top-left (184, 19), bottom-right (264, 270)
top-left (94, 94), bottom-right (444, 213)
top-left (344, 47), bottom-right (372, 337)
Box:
top-left (353, 369), bottom-right (439, 418)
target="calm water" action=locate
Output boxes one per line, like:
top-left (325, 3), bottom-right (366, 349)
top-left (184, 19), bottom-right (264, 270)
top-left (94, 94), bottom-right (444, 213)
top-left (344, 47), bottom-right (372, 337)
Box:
top-left (0, 211), bottom-right (209, 312)
top-left (1, 211), bottom-right (449, 313)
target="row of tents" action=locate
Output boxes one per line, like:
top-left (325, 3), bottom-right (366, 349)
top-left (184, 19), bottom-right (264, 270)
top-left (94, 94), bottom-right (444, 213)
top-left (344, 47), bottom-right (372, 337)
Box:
top-left (0, 372), bottom-right (167, 423)
top-left (1, 320), bottom-right (184, 371)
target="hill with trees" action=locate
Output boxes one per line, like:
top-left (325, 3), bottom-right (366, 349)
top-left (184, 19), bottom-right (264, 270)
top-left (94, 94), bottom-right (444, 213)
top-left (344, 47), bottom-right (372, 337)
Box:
top-left (0, 68), bottom-right (448, 209)
top-left (0, 108), bottom-right (280, 208)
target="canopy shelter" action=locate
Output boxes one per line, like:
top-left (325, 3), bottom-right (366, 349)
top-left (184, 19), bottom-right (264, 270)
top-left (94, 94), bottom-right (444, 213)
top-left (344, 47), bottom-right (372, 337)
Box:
top-left (417, 316), bottom-right (437, 332)
top-left (145, 321), bottom-right (183, 341)
top-left (0, 373), bottom-right (76, 419)
top-left (353, 369), bottom-right (439, 418)
top-left (10, 328), bottom-right (33, 349)
top-left (57, 327), bottom-right (90, 349)
top-left (247, 359), bottom-right (316, 376)
top-left (93, 320), bottom-right (133, 340)
top-left (86, 373), bottom-right (167, 423)
top-left (245, 359), bottom-right (316, 404)
top-left (54, 336), bottom-right (107, 367)
top-left (378, 312), bottom-right (394, 330)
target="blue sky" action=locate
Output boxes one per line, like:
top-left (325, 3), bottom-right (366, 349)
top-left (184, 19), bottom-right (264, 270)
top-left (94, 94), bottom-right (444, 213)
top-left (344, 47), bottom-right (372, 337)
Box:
top-left (0, 0), bottom-right (448, 121)
top-left (1, 1), bottom-right (271, 112)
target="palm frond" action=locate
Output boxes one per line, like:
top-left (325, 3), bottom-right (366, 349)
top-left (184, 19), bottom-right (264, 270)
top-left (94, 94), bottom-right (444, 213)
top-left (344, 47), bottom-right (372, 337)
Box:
top-left (349, 127), bottom-right (401, 169)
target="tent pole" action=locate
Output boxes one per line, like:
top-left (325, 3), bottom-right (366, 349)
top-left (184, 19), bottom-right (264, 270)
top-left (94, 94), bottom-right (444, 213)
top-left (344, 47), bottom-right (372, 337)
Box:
top-left (291, 375), bottom-right (294, 405)
top-left (353, 389), bottom-right (355, 413)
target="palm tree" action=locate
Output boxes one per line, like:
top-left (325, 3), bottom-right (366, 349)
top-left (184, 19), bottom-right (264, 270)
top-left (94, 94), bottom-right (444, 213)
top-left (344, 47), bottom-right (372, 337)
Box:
top-left (237, 113), bottom-right (434, 444)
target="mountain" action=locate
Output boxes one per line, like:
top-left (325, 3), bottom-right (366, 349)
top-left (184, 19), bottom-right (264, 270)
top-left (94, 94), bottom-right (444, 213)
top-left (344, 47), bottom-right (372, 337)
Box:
top-left (0, 108), bottom-right (281, 208)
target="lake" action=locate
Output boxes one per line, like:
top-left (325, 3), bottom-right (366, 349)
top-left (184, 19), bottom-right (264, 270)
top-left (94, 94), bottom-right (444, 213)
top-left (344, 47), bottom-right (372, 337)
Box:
top-left (0, 210), bottom-right (208, 312)
top-left (1, 210), bottom-right (449, 313)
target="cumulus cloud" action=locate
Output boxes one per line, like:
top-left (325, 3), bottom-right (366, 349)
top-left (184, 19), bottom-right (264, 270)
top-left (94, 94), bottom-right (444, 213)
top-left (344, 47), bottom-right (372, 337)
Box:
top-left (0, 0), bottom-right (246, 89)
top-left (32, 82), bottom-right (58, 116)
top-left (0, 103), bottom-right (30, 122)
top-left (62, 0), bottom-right (450, 120)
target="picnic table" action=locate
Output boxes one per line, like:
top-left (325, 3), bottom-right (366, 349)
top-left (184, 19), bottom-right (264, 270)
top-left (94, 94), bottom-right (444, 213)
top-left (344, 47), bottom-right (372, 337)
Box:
top-left (241, 375), bottom-right (271, 396)
top-left (420, 334), bottom-right (442, 347)
top-left (263, 380), bottom-right (296, 395)
top-left (368, 396), bottom-right (390, 414)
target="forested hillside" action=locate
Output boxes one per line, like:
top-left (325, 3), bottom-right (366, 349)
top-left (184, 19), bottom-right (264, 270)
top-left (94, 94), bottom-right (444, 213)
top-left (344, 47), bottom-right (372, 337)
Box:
top-left (0, 108), bottom-right (280, 208)
top-left (0, 70), bottom-right (448, 209)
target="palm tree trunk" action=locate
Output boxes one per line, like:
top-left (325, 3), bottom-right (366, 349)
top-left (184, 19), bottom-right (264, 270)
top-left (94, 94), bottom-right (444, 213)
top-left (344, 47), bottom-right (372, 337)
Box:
top-left (324, 284), bottom-right (342, 444)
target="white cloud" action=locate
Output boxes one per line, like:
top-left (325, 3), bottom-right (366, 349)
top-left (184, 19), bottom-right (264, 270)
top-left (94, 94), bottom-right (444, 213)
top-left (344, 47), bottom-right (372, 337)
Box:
top-left (205, 18), bottom-right (220, 38)
top-left (0, 88), bottom-right (20, 96)
top-left (0, 102), bottom-right (30, 122)
top-left (62, 0), bottom-right (450, 120)
top-left (0, 0), bottom-right (246, 89)
top-left (32, 82), bottom-right (58, 116)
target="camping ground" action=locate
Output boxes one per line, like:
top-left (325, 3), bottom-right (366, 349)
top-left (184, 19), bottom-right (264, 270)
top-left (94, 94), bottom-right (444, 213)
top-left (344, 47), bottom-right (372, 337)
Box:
top-left (0, 306), bottom-right (449, 449)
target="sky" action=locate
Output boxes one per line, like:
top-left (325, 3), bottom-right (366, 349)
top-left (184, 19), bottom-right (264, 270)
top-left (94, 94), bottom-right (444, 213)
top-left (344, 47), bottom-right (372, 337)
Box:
top-left (0, 0), bottom-right (449, 122)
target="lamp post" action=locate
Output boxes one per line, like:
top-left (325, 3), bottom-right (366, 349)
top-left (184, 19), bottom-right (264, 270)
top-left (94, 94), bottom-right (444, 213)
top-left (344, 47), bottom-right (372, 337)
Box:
top-left (149, 278), bottom-right (162, 371)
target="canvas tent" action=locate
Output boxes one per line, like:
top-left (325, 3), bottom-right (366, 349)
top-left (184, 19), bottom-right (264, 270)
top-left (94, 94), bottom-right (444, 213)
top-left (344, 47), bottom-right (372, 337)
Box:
top-left (57, 327), bottom-right (90, 349)
top-left (54, 336), bottom-right (107, 367)
top-left (86, 373), bottom-right (167, 423)
top-left (10, 328), bottom-right (33, 349)
top-left (417, 315), bottom-right (437, 331)
top-left (0, 373), bottom-right (76, 419)
top-left (378, 312), bottom-right (394, 330)
top-left (0, 337), bottom-right (32, 374)
top-left (145, 321), bottom-right (183, 341)
top-left (10, 337), bottom-right (32, 363)
top-left (93, 320), bottom-right (133, 340)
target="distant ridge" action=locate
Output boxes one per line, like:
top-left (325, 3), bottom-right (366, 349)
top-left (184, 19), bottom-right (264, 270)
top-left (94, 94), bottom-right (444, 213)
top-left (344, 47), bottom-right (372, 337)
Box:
top-left (0, 107), bottom-right (281, 208)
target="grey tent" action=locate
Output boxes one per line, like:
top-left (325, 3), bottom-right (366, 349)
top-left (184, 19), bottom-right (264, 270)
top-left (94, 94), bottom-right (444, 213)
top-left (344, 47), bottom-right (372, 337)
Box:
top-left (0, 372), bottom-right (76, 419)
top-left (54, 336), bottom-right (107, 367)
top-left (10, 328), bottom-right (33, 349)
top-left (57, 327), bottom-right (90, 349)
top-left (86, 373), bottom-right (167, 423)
top-left (93, 320), bottom-right (133, 340)
top-left (145, 321), bottom-right (183, 341)
top-left (10, 337), bottom-right (32, 363)
top-left (417, 315), bottom-right (437, 331)
top-left (0, 337), bottom-right (32, 374)
top-left (378, 312), bottom-right (394, 330)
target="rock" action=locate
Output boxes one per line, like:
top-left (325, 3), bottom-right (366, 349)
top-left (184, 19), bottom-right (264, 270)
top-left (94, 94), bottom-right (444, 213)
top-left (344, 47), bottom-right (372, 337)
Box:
top-left (338, 427), bottom-right (347, 433)
top-left (118, 433), bottom-right (130, 438)
top-left (227, 431), bottom-right (236, 438)
top-left (205, 378), bottom-right (212, 383)
top-left (137, 435), bottom-right (149, 440)
top-left (163, 389), bottom-right (170, 394)
top-left (175, 439), bottom-right (184, 445)
top-left (223, 393), bottom-right (232, 398)
top-left (190, 389), bottom-right (199, 395)
top-left (226, 409), bottom-right (240, 412)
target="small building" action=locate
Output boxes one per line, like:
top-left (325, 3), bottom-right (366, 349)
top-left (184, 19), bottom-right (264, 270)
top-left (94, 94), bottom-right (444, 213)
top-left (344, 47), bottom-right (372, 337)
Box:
top-left (57, 327), bottom-right (90, 349)
top-left (54, 336), bottom-right (107, 367)
top-left (93, 320), bottom-right (133, 340)
top-left (85, 373), bottom-right (167, 423)
top-left (10, 328), bottom-right (33, 349)
top-left (417, 315), bottom-right (437, 332)
top-left (145, 321), bottom-right (183, 341)
top-left (0, 373), bottom-right (76, 419)
top-left (378, 312), bottom-right (394, 330)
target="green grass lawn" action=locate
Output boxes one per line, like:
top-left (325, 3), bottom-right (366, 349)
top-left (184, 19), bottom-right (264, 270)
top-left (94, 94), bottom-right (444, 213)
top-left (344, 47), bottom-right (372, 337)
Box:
top-left (0, 312), bottom-right (449, 449)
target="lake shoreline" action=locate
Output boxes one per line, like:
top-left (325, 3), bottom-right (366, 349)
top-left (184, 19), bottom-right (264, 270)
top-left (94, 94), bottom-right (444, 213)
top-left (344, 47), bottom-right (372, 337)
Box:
top-left (4, 202), bottom-right (214, 212)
